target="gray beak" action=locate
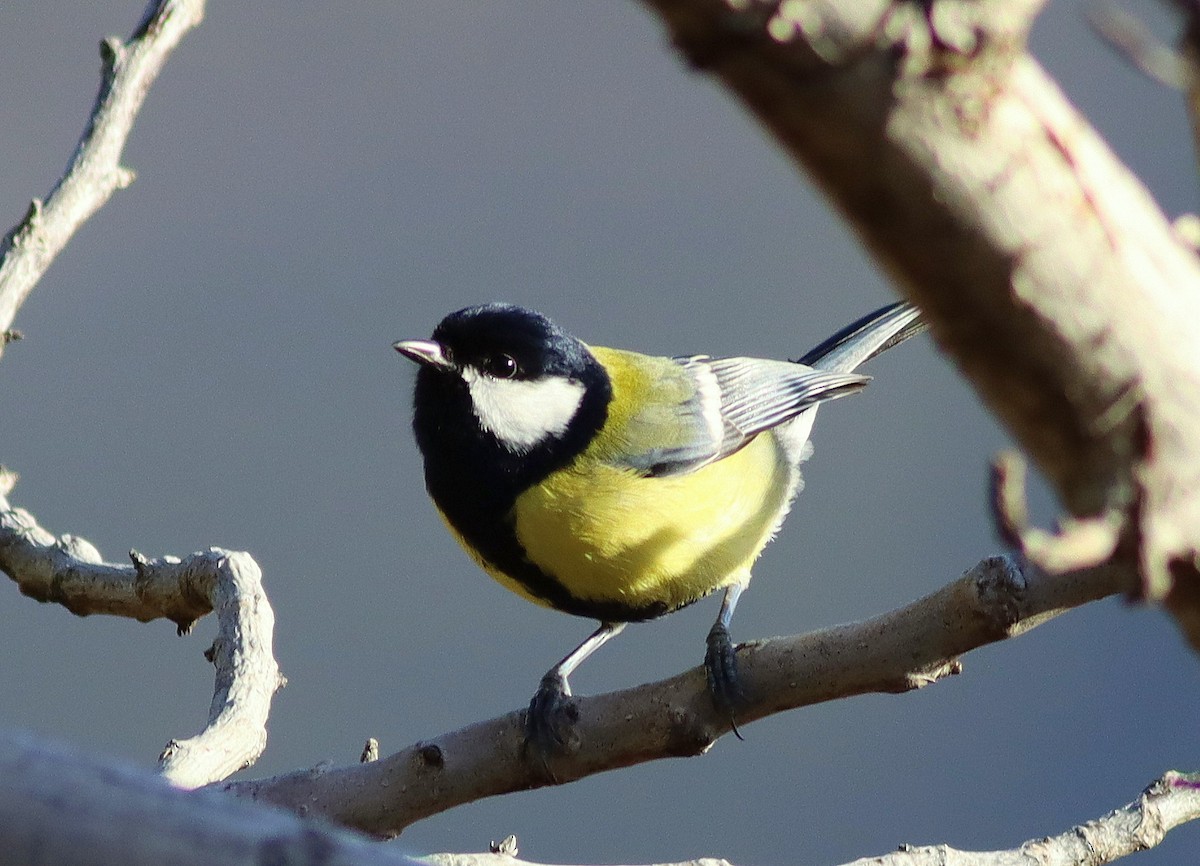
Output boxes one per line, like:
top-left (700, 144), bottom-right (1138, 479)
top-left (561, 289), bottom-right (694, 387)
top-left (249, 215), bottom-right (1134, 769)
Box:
top-left (393, 339), bottom-right (454, 371)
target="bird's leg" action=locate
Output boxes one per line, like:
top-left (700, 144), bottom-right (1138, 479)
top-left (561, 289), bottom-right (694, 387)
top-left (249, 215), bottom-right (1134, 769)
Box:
top-left (525, 621), bottom-right (626, 764)
top-left (705, 581), bottom-right (747, 738)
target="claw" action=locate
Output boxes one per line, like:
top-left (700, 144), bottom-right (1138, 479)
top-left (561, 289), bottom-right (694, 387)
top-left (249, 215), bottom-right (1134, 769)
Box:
top-left (705, 622), bottom-right (745, 739)
top-left (520, 621), bottom-right (625, 775)
top-left (522, 672), bottom-right (580, 775)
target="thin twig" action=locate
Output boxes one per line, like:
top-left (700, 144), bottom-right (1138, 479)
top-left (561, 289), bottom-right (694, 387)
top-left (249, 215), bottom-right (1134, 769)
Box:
top-left (1087, 0), bottom-right (1191, 88)
top-left (0, 0), bottom-right (206, 359)
top-left (417, 772), bottom-right (1200, 866)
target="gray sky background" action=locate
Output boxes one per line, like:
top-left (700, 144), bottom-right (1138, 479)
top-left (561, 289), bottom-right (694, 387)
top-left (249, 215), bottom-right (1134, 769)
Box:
top-left (2, 3), bottom-right (1198, 864)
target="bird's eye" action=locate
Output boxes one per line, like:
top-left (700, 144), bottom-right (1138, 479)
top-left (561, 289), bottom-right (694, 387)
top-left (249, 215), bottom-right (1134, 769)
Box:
top-left (483, 353), bottom-right (519, 379)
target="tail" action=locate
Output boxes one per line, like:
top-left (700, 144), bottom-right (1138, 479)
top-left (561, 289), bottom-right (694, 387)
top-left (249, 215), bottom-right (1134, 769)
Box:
top-left (795, 301), bottom-right (925, 373)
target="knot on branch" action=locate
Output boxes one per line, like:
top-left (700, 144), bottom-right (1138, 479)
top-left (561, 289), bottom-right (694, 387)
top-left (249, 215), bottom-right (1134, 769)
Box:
top-left (903, 658), bottom-right (963, 690)
top-left (415, 742), bottom-right (445, 771)
top-left (99, 36), bottom-right (127, 71)
top-left (360, 738), bottom-right (380, 763)
top-left (971, 554), bottom-right (1027, 634)
top-left (11, 199), bottom-right (44, 251)
top-left (57, 534), bottom-right (102, 564)
top-left (664, 703), bottom-right (720, 757)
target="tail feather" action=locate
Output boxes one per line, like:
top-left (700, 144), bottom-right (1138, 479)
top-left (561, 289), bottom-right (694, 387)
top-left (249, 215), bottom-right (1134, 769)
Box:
top-left (795, 301), bottom-right (925, 373)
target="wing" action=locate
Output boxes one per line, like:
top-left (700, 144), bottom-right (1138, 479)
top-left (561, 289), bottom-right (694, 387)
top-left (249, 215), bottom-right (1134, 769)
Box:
top-left (592, 348), bottom-right (868, 478)
top-left (587, 304), bottom-right (922, 478)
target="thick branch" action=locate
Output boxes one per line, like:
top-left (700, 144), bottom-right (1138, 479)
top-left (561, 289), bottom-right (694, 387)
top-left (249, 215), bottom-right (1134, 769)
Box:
top-left (0, 0), bottom-right (205, 358)
top-left (0, 731), bottom-right (421, 866)
top-left (220, 555), bottom-right (1132, 837)
top-left (637, 0), bottom-right (1200, 644)
top-left (0, 473), bottom-right (284, 788)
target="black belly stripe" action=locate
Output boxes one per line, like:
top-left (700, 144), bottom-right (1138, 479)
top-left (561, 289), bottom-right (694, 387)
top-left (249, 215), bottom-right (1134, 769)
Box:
top-left (428, 459), bottom-right (672, 621)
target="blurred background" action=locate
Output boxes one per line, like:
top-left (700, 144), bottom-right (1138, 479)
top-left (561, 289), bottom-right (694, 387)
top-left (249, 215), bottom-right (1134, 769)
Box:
top-left (1, 2), bottom-right (1197, 864)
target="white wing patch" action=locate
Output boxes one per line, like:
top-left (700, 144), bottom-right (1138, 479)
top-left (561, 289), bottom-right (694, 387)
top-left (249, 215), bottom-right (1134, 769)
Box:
top-left (463, 369), bottom-right (586, 453)
top-left (685, 357), bottom-right (726, 449)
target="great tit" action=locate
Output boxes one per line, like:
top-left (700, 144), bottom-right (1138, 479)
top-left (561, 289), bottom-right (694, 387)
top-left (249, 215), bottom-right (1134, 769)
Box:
top-left (395, 301), bottom-right (923, 755)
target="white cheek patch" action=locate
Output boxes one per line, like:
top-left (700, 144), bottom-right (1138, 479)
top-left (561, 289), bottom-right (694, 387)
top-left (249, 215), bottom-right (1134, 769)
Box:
top-left (463, 370), bottom-right (587, 452)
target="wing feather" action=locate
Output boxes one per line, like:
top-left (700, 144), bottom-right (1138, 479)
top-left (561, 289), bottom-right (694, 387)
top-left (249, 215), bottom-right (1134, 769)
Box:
top-left (613, 354), bottom-right (867, 478)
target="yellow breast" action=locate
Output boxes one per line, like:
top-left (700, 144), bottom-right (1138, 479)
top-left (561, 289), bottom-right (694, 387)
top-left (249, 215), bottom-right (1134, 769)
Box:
top-left (511, 431), bottom-right (792, 613)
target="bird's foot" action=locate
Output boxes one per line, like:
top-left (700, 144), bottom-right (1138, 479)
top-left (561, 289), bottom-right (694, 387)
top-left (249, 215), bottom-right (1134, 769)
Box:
top-left (705, 622), bottom-right (745, 739)
top-left (522, 672), bottom-right (580, 774)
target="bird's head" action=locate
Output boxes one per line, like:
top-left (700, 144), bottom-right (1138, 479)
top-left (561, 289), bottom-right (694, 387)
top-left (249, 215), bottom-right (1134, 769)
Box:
top-left (395, 304), bottom-right (608, 455)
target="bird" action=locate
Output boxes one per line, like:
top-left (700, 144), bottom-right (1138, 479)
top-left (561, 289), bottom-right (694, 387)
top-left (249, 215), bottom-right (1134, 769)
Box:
top-left (394, 300), bottom-right (923, 758)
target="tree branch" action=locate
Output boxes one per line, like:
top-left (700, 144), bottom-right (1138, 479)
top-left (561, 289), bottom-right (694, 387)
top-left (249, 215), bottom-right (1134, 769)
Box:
top-left (220, 555), bottom-right (1132, 837)
top-left (3, 736), bottom-right (1193, 866)
top-left (418, 772), bottom-right (1200, 866)
top-left (0, 0), bottom-right (205, 360)
top-left (1087, 0), bottom-right (1192, 89)
top-left (636, 0), bottom-right (1200, 647)
top-left (0, 471), bottom-right (284, 788)
top-left (0, 730), bottom-right (423, 866)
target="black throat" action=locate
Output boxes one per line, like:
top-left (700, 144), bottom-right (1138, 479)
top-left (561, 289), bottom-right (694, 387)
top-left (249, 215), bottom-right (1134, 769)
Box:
top-left (411, 356), bottom-right (666, 619)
